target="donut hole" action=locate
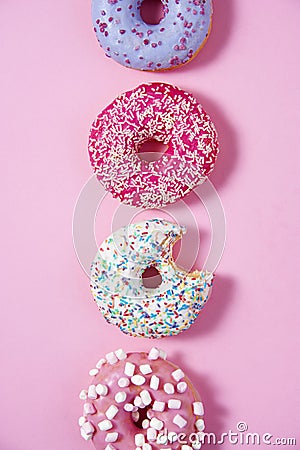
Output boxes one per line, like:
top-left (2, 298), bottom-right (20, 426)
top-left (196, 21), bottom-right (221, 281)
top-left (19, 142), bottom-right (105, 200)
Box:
top-left (138, 139), bottom-right (168, 162)
top-left (140, 0), bottom-right (165, 25)
top-left (142, 266), bottom-right (162, 289)
top-left (131, 404), bottom-right (152, 428)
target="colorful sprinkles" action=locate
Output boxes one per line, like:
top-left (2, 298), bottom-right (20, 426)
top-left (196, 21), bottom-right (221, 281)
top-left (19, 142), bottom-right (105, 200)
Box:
top-left (91, 0), bottom-right (212, 70)
top-left (90, 219), bottom-right (214, 338)
top-left (78, 349), bottom-right (205, 449)
top-left (89, 82), bottom-right (219, 208)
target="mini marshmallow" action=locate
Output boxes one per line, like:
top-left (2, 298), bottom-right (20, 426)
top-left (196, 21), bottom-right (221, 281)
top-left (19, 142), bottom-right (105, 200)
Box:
top-left (152, 401), bottom-right (165, 412)
top-left (78, 416), bottom-right (87, 426)
top-left (143, 444), bottom-right (152, 450)
top-left (140, 364), bottom-right (152, 375)
top-left (89, 368), bottom-right (99, 376)
top-left (80, 428), bottom-right (92, 441)
top-left (195, 418), bottom-right (205, 431)
top-left (159, 349), bottom-right (167, 359)
top-left (168, 399), bottom-right (181, 409)
top-left (132, 411), bottom-right (140, 422)
top-left (163, 383), bottom-right (175, 394)
top-left (106, 352), bottom-right (118, 365)
top-left (147, 427), bottom-right (157, 441)
top-left (118, 377), bottom-right (130, 388)
top-left (124, 362), bottom-right (135, 376)
top-left (150, 375), bottom-right (160, 390)
top-left (134, 396), bottom-right (144, 408)
top-left (87, 385), bottom-right (97, 399)
top-left (115, 391), bottom-right (127, 403)
top-left (81, 421), bottom-right (94, 436)
top-left (79, 390), bottom-right (87, 400)
top-left (193, 401), bottom-right (204, 416)
top-left (173, 414), bottom-right (187, 429)
top-left (124, 403), bottom-right (134, 412)
top-left (96, 383), bottom-right (108, 396)
top-left (156, 434), bottom-right (168, 445)
top-left (96, 358), bottom-right (106, 369)
top-left (171, 369), bottom-right (185, 382)
top-left (83, 402), bottom-right (96, 415)
top-left (98, 419), bottom-right (113, 431)
top-left (105, 432), bottom-right (119, 443)
top-left (177, 381), bottom-right (187, 394)
top-left (104, 445), bottom-right (116, 450)
top-left (105, 404), bottom-right (119, 420)
top-left (131, 375), bottom-right (146, 386)
top-left (135, 433), bottom-right (145, 446)
top-left (147, 409), bottom-right (155, 419)
top-left (115, 348), bottom-right (127, 360)
top-left (142, 419), bottom-right (150, 429)
top-left (140, 390), bottom-right (152, 406)
top-left (149, 417), bottom-right (164, 431)
top-left (148, 347), bottom-right (160, 360)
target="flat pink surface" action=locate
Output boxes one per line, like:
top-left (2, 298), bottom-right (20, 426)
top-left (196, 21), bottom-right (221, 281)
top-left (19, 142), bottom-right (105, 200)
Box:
top-left (1, 1), bottom-right (299, 449)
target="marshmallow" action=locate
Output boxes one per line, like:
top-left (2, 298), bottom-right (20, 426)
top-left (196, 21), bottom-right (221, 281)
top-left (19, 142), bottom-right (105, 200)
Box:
top-left (131, 375), bottom-right (146, 386)
top-left (105, 432), bottom-right (118, 442)
top-left (118, 377), bottom-right (130, 388)
top-left (195, 418), bottom-right (205, 431)
top-left (143, 444), bottom-right (152, 450)
top-left (159, 349), bottom-right (167, 360)
top-left (193, 401), bottom-right (204, 416)
top-left (142, 419), bottom-right (150, 429)
top-left (173, 414), bottom-right (187, 429)
top-left (168, 399), bottom-right (181, 409)
top-left (140, 390), bottom-right (152, 406)
top-left (104, 445), bottom-right (116, 450)
top-left (147, 427), bottom-right (157, 441)
top-left (148, 347), bottom-right (160, 360)
top-left (124, 403), bottom-right (134, 412)
top-left (163, 383), bottom-right (175, 394)
top-left (98, 419), bottom-right (113, 431)
top-left (106, 352), bottom-right (118, 365)
top-left (96, 383), bottom-right (108, 396)
top-left (115, 348), bottom-right (127, 360)
top-left (105, 404), bottom-right (119, 420)
top-left (87, 385), bottom-right (97, 399)
top-left (115, 391), bottom-right (127, 403)
top-left (152, 401), bottom-right (165, 412)
top-left (140, 364), bottom-right (152, 374)
top-left (177, 381), bottom-right (187, 393)
top-left (89, 368), bottom-right (99, 376)
top-left (132, 411), bottom-right (140, 422)
top-left (81, 421), bottom-right (94, 436)
top-left (124, 362), bottom-right (135, 376)
top-left (78, 416), bottom-right (86, 426)
top-left (83, 402), bottom-right (96, 415)
top-left (134, 396), bottom-right (144, 408)
top-left (171, 368), bottom-right (185, 382)
top-left (149, 417), bottom-right (164, 431)
top-left (150, 375), bottom-right (160, 390)
top-left (79, 389), bottom-right (87, 400)
top-left (135, 433), bottom-right (145, 446)
top-left (96, 358), bottom-right (106, 369)
top-left (80, 428), bottom-right (92, 441)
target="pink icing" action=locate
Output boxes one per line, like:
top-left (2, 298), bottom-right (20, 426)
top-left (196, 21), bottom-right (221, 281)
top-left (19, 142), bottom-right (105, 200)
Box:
top-left (79, 351), bottom-right (204, 449)
top-left (88, 82), bottom-right (219, 208)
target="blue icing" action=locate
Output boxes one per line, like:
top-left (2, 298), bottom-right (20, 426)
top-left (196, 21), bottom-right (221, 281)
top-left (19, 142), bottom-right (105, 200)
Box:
top-left (91, 0), bottom-right (212, 70)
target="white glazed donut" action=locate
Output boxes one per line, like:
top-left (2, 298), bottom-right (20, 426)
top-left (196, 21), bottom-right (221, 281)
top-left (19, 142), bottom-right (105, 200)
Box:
top-left (78, 348), bottom-right (205, 449)
top-left (90, 219), bottom-right (213, 338)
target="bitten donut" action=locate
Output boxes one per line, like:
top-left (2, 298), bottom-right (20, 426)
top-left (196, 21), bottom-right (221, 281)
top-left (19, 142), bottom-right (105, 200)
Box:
top-left (90, 219), bottom-right (213, 338)
top-left (91, 0), bottom-right (212, 71)
top-left (78, 348), bottom-right (205, 449)
top-left (88, 82), bottom-right (219, 208)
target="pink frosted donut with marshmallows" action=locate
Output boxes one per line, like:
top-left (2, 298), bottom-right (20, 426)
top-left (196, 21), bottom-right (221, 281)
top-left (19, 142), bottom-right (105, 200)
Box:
top-left (78, 348), bottom-right (205, 449)
top-left (88, 82), bottom-right (219, 208)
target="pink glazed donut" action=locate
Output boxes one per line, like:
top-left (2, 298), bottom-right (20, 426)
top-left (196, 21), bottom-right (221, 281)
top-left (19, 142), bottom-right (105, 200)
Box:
top-left (88, 82), bottom-right (219, 208)
top-left (78, 348), bottom-right (205, 449)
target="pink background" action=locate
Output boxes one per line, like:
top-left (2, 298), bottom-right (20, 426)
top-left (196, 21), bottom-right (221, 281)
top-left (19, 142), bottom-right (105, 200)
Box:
top-left (1, 1), bottom-right (300, 449)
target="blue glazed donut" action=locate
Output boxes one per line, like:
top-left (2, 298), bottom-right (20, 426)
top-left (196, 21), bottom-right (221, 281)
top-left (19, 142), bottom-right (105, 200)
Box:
top-left (91, 0), bottom-right (213, 71)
